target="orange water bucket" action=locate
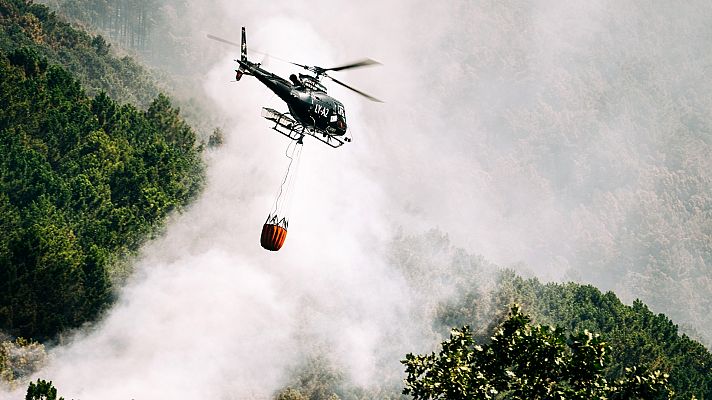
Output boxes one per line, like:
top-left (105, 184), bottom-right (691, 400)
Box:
top-left (261, 215), bottom-right (288, 251)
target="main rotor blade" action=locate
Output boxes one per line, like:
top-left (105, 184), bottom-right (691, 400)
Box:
top-left (325, 58), bottom-right (381, 72)
top-left (206, 34), bottom-right (242, 48)
top-left (207, 34), bottom-right (381, 74)
top-left (289, 61), bottom-right (311, 70)
top-left (326, 75), bottom-right (383, 102)
top-left (207, 34), bottom-right (292, 65)
top-left (290, 59), bottom-right (382, 74)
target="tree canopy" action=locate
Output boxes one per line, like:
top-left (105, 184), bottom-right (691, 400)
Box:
top-left (488, 271), bottom-right (712, 399)
top-left (0, 48), bottom-right (203, 341)
top-left (0, 0), bottom-right (161, 106)
top-left (25, 379), bottom-right (63, 400)
top-left (390, 231), bottom-right (712, 399)
top-left (403, 305), bottom-right (673, 400)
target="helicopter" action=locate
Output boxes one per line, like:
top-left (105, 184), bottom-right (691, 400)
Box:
top-left (207, 27), bottom-right (381, 148)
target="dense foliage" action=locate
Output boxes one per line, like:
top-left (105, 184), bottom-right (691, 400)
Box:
top-left (0, 49), bottom-right (203, 341)
top-left (0, 337), bottom-right (45, 388)
top-left (29, 0), bottom-right (223, 137)
top-left (42, 0), bottom-right (214, 75)
top-left (25, 379), bottom-right (63, 400)
top-left (391, 231), bottom-right (712, 399)
top-left (403, 306), bottom-right (672, 399)
top-left (0, 0), bottom-right (160, 106)
top-left (488, 272), bottom-right (712, 399)
top-left (43, 0), bottom-right (157, 51)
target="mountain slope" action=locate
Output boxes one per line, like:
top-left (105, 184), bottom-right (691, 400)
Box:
top-left (0, 0), bottom-right (160, 106)
top-left (0, 0), bottom-right (205, 342)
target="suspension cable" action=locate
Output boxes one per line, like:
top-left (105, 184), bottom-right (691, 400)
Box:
top-left (270, 139), bottom-right (303, 217)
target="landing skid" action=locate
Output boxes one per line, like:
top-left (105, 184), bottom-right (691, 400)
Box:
top-left (261, 108), bottom-right (351, 148)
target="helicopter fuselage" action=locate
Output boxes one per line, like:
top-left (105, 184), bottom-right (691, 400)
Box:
top-left (237, 60), bottom-right (348, 137)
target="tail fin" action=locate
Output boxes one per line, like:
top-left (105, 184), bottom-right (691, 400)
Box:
top-left (235, 27), bottom-right (248, 81)
top-left (241, 27), bottom-right (247, 62)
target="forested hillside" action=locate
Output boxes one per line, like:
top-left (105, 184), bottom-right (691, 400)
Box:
top-left (395, 231), bottom-right (711, 399)
top-left (40, 0), bottom-right (213, 76)
top-left (420, 2), bottom-right (712, 345)
top-left (0, 48), bottom-right (204, 341)
top-left (43, 0), bottom-right (158, 51)
top-left (271, 232), bottom-right (712, 399)
top-left (487, 272), bottom-right (711, 399)
top-left (0, 0), bottom-right (205, 343)
top-left (30, 0), bottom-right (224, 137)
top-left (0, 0), bottom-right (160, 106)
top-left (403, 306), bottom-right (674, 399)
top-left (389, 233), bottom-right (707, 399)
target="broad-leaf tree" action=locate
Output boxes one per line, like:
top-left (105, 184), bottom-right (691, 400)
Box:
top-left (402, 306), bottom-right (672, 399)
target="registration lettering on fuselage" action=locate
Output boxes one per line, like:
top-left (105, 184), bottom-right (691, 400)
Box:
top-left (314, 103), bottom-right (330, 118)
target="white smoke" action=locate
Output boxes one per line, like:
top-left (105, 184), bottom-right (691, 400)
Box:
top-left (3, 9), bottom-right (426, 400)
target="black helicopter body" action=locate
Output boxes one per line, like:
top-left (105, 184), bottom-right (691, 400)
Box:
top-left (208, 28), bottom-right (380, 145)
top-left (241, 64), bottom-right (349, 136)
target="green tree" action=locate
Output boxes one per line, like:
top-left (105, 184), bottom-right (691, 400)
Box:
top-left (25, 379), bottom-right (63, 400)
top-left (207, 127), bottom-right (224, 149)
top-left (402, 306), bottom-right (672, 399)
top-left (0, 49), bottom-right (203, 341)
top-left (489, 271), bottom-right (712, 399)
top-left (0, 0), bottom-right (161, 107)
top-left (0, 338), bottom-right (46, 387)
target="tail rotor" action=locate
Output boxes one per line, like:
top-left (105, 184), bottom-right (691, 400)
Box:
top-left (207, 27), bottom-right (250, 81)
